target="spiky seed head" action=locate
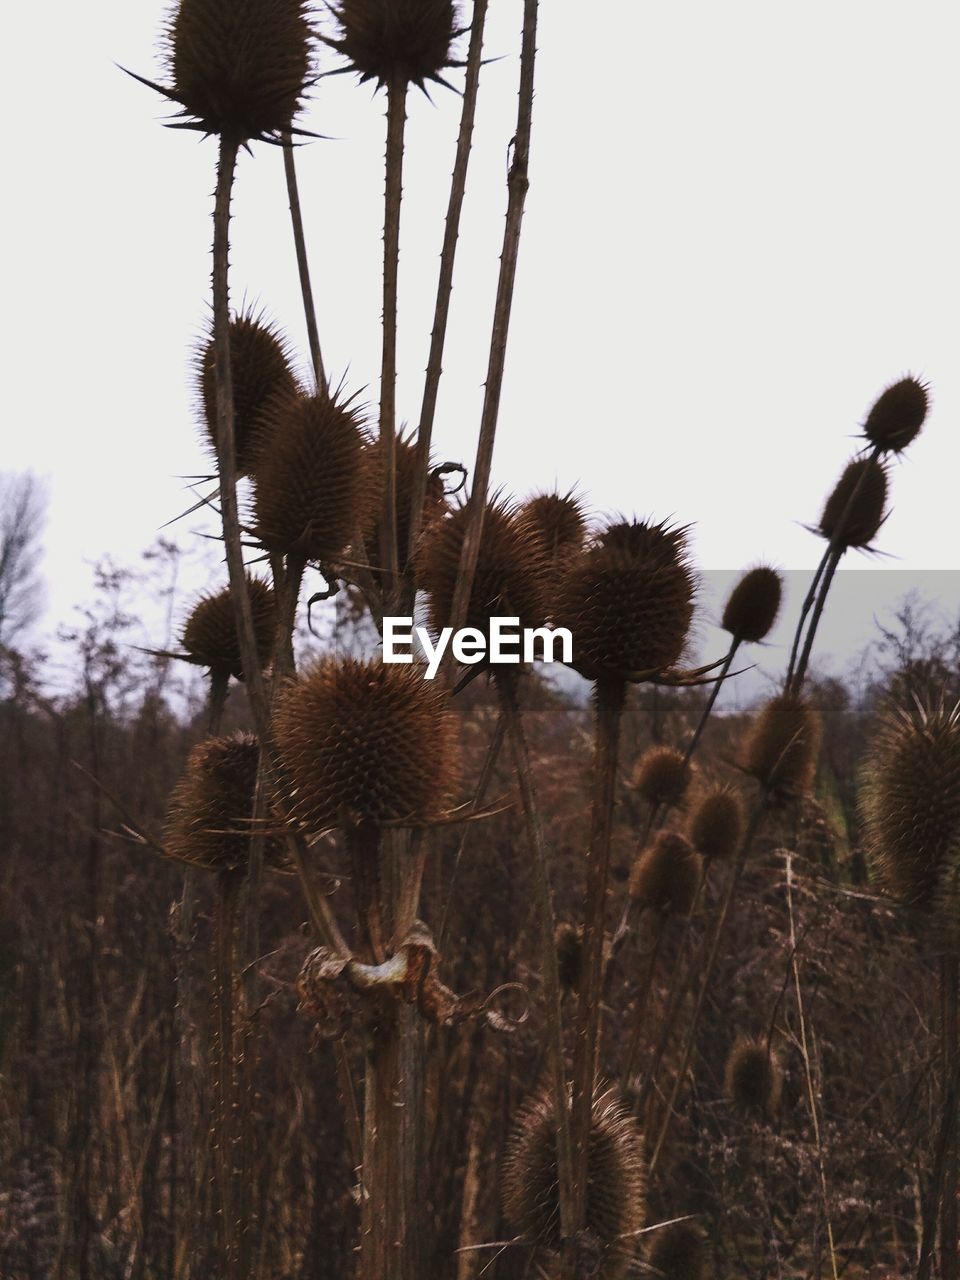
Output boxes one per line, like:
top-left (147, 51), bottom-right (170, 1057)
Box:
top-left (633, 746), bottom-right (692, 808)
top-left (818, 457), bottom-right (889, 550)
top-left (742, 693), bottom-right (821, 799)
top-left (724, 1038), bottom-right (783, 1115)
top-left (860, 699), bottom-right (960, 950)
top-left (555, 519), bottom-right (696, 681)
top-left (416, 500), bottom-right (547, 639)
top-left (164, 733), bottom-right (286, 871)
top-left (181, 577), bottom-right (277, 680)
top-left (253, 390), bottom-right (375, 562)
top-left (362, 434), bottom-right (447, 576)
top-left (165, 0), bottom-right (313, 141)
top-left (327, 0), bottom-right (459, 89)
top-left (628, 831), bottom-right (701, 916)
top-left (554, 922), bottom-right (582, 992)
top-left (722, 566), bottom-right (783, 644)
top-left (688, 785), bottom-right (744, 862)
top-left (197, 312), bottom-right (298, 476)
top-left (522, 490), bottom-right (589, 570)
top-left (862, 376), bottom-right (929, 454)
top-left (646, 1221), bottom-right (707, 1280)
top-left (502, 1087), bottom-right (646, 1279)
top-left (272, 658), bottom-right (459, 831)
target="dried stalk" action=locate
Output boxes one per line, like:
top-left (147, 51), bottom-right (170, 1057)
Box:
top-left (281, 135), bottom-right (327, 396)
top-left (379, 74), bottom-right (407, 604)
top-left (448, 0), bottom-right (539, 633)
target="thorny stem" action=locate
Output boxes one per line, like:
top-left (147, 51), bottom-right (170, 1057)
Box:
top-left (785, 545), bottom-right (830, 690)
top-left (407, 0), bottom-right (489, 576)
top-left (618, 912), bottom-right (667, 1091)
top-left (448, 0), bottom-right (539, 634)
top-left (379, 74), bottom-right (407, 605)
top-left (790, 544), bottom-right (842, 695)
top-left (683, 642), bottom-right (738, 767)
top-left (919, 957), bottom-right (959, 1280)
top-left (570, 678), bottom-right (626, 1236)
top-left (281, 135), bottom-right (327, 397)
top-left (496, 672), bottom-right (575, 1244)
top-left (213, 870), bottom-right (242, 1280)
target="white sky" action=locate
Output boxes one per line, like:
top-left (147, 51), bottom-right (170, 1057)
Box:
top-left (4, 1), bottom-right (960, 662)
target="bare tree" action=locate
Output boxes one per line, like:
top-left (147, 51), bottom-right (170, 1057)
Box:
top-left (0, 471), bottom-right (47, 646)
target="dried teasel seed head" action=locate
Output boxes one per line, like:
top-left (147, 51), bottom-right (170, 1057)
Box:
top-left (272, 658), bottom-right (460, 831)
top-left (818, 457), bottom-right (889, 550)
top-left (165, 0), bottom-right (313, 141)
top-left (416, 499), bottom-right (547, 639)
top-left (502, 1086), bottom-right (646, 1279)
top-left (327, 0), bottom-right (460, 90)
top-left (724, 1037), bottom-right (783, 1115)
top-left (742, 693), bottom-right (821, 800)
top-left (721, 566), bottom-right (783, 644)
top-left (688, 785), bottom-right (744, 862)
top-left (628, 831), bottom-right (701, 916)
top-left (522, 490), bottom-right (589, 575)
top-left (862, 376), bottom-right (929, 455)
top-left (164, 733), bottom-right (287, 872)
top-left (253, 390), bottom-right (376, 563)
top-left (860, 699), bottom-right (960, 950)
top-left (362, 433), bottom-right (447, 576)
top-left (633, 746), bottom-right (692, 808)
top-left (197, 311), bottom-right (298, 476)
top-left (554, 922), bottom-right (583, 993)
top-left (181, 577), bottom-right (277, 681)
top-left (555, 519), bottom-right (695, 681)
top-left (646, 1220), bottom-right (707, 1280)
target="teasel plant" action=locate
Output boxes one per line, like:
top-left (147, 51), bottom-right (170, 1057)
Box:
top-left (860, 697), bottom-right (960, 1280)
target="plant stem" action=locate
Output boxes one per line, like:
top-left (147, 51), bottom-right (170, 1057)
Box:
top-left (448, 0), bottom-right (539, 633)
top-left (785, 545), bottom-right (830, 690)
top-left (213, 869), bottom-right (242, 1280)
top-left (943, 955), bottom-right (959, 1280)
top-left (282, 135), bottom-right (327, 397)
top-left (570, 677), bottom-right (626, 1233)
top-left (496, 671), bottom-right (575, 1244)
top-left (790, 544), bottom-right (842, 694)
top-left (379, 74), bottom-right (407, 606)
top-left (683, 642), bottom-right (738, 766)
top-left (407, 0), bottom-right (489, 578)
top-left (618, 912), bottom-right (666, 1091)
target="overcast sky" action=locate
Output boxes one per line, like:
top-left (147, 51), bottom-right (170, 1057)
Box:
top-left (5, 1), bottom-right (960, 673)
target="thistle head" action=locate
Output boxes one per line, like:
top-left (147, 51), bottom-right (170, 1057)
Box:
top-left (252, 390), bottom-right (376, 564)
top-left (724, 1037), bottom-right (783, 1115)
top-left (633, 746), bottom-right (692, 809)
top-left (164, 733), bottom-right (286, 871)
top-left (362, 433), bottom-right (448, 576)
top-left (502, 1086), bottom-right (646, 1278)
top-left (721, 566), bottom-right (783, 645)
top-left (688, 785), bottom-right (744, 862)
top-left (646, 1221), bottom-right (707, 1280)
top-left (181, 577), bottom-right (277, 681)
top-left (862, 376), bottom-right (929, 455)
top-left (818, 457), bottom-right (889, 550)
top-left (272, 658), bottom-right (460, 832)
top-left (742, 693), bottom-right (821, 800)
top-left (196, 310), bottom-right (298, 476)
top-left (522, 490), bottom-right (589, 576)
top-left (554, 922), bottom-right (583, 993)
top-left (628, 831), bottom-right (701, 916)
top-left (555, 519), bottom-right (696, 682)
top-left (325, 0), bottom-right (461, 90)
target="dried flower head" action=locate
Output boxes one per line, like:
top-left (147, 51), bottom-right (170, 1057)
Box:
top-left (633, 746), bottom-right (692, 808)
top-left (554, 922), bottom-right (583, 993)
top-left (724, 1037), bottom-right (783, 1115)
top-left (628, 831), bottom-right (701, 916)
top-left (555, 519), bottom-right (695, 681)
top-left (416, 499), bottom-right (547, 639)
top-left (164, 733), bottom-right (286, 871)
top-left (181, 577), bottom-right (277, 680)
top-left (688, 785), bottom-right (744, 862)
top-left (860, 699), bottom-right (960, 950)
top-left (722, 566), bottom-right (783, 644)
top-left (522, 490), bottom-right (589, 573)
top-left (253, 390), bottom-right (375, 563)
top-left (197, 311), bottom-right (298, 475)
top-left (326, 0), bottom-right (460, 90)
top-left (742, 693), bottom-right (821, 799)
top-left (362, 434), bottom-right (447, 575)
top-left (818, 457), bottom-right (889, 550)
top-left (272, 658), bottom-right (460, 831)
top-left (502, 1086), bottom-right (645, 1279)
top-left (153, 0), bottom-right (313, 141)
top-left (646, 1221), bottom-right (707, 1280)
top-left (862, 376), bottom-right (929, 455)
